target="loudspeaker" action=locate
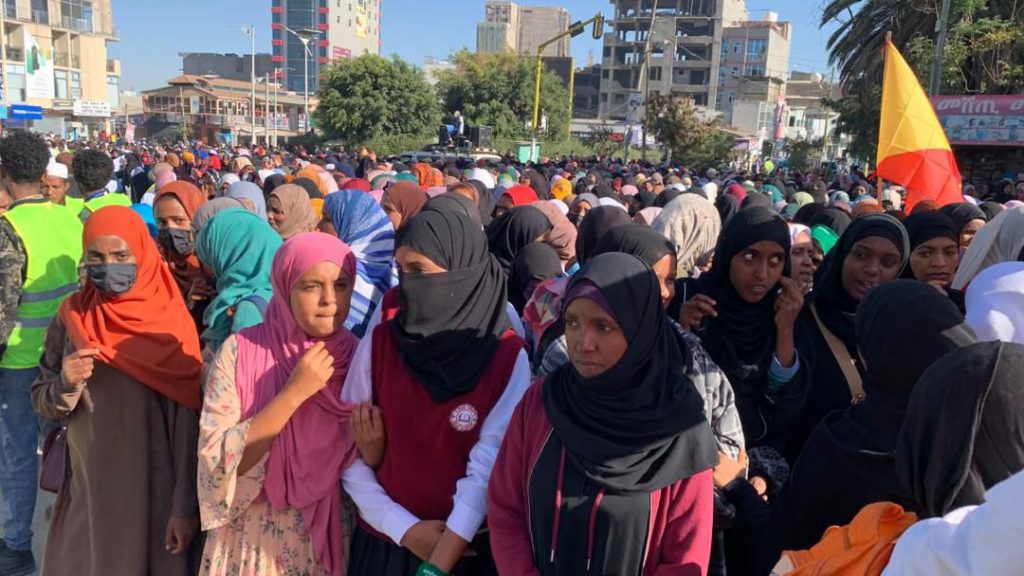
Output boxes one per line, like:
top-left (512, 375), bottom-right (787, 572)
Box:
top-left (469, 125), bottom-right (493, 150)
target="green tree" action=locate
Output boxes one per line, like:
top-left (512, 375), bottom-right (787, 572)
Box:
top-left (315, 54), bottom-right (440, 143)
top-left (645, 94), bottom-right (734, 168)
top-left (781, 137), bottom-right (825, 172)
top-left (434, 50), bottom-right (570, 141)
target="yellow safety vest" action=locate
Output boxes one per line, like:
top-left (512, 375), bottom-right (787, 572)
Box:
top-left (63, 196), bottom-right (85, 217)
top-left (1, 202), bottom-right (83, 369)
top-left (82, 192), bottom-right (131, 220)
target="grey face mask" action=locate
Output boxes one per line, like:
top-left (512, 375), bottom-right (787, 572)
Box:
top-left (158, 227), bottom-right (194, 256)
top-left (86, 264), bottom-right (137, 296)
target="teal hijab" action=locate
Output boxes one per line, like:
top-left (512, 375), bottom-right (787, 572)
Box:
top-left (195, 208), bottom-right (282, 350)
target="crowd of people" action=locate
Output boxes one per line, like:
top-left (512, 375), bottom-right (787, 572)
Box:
top-left (0, 129), bottom-right (1022, 576)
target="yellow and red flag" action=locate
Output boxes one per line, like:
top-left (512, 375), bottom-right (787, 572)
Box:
top-left (876, 41), bottom-right (963, 212)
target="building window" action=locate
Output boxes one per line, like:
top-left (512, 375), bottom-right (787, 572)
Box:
top-left (31, 0), bottom-right (48, 23)
top-left (733, 42), bottom-right (740, 53)
top-left (60, 0), bottom-right (93, 33)
top-left (649, 67), bottom-right (662, 81)
top-left (2, 0), bottom-right (15, 18)
top-left (70, 71), bottom-right (81, 98)
top-left (746, 39), bottom-right (767, 61)
top-left (6, 64), bottom-right (25, 101)
top-left (731, 66), bottom-right (738, 77)
top-left (55, 70), bottom-right (68, 99)
top-left (107, 74), bottom-right (119, 107)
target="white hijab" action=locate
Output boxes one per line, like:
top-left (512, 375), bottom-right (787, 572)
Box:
top-left (952, 205), bottom-right (1024, 290)
top-left (965, 261), bottom-right (1024, 344)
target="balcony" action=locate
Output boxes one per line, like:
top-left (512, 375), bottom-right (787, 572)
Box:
top-left (31, 9), bottom-right (49, 25)
top-left (4, 46), bottom-right (23, 61)
top-left (61, 16), bottom-right (92, 33)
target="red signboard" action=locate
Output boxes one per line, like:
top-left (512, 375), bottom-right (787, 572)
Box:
top-left (931, 95), bottom-right (1024, 147)
top-left (332, 47), bottom-right (351, 59)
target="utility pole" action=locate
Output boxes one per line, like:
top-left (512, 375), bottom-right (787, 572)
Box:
top-left (930, 0), bottom-right (953, 96)
top-left (244, 25), bottom-right (256, 146)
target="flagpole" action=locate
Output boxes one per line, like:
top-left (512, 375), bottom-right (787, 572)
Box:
top-left (877, 31), bottom-right (892, 202)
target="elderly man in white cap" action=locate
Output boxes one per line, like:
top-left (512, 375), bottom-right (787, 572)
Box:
top-left (41, 161), bottom-right (83, 214)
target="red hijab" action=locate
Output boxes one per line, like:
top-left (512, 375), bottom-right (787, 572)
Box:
top-left (60, 206), bottom-right (202, 409)
top-left (503, 184), bottom-right (540, 206)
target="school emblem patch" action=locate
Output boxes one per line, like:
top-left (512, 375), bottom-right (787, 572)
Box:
top-left (449, 404), bottom-right (479, 432)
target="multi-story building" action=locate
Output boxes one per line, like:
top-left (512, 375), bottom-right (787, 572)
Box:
top-left (270, 0), bottom-right (381, 95)
top-left (181, 52), bottom-right (276, 84)
top-left (599, 0), bottom-right (747, 121)
top-left (717, 13), bottom-right (791, 122)
top-left (476, 1), bottom-right (571, 57)
top-left (0, 0), bottom-right (120, 138)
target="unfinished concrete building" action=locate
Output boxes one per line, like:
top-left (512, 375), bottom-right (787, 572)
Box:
top-left (598, 0), bottom-right (747, 120)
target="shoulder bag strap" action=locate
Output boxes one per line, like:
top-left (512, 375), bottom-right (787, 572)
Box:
top-left (810, 302), bottom-right (866, 404)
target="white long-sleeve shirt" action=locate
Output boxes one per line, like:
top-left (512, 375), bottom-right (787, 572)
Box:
top-left (882, 469), bottom-right (1024, 576)
top-left (340, 332), bottom-right (532, 545)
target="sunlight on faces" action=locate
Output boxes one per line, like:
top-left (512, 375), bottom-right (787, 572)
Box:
top-left (154, 195), bottom-right (191, 231)
top-left (289, 261), bottom-right (352, 338)
top-left (380, 195), bottom-right (402, 231)
top-left (729, 240), bottom-right (786, 303)
top-left (494, 195), bottom-right (515, 218)
top-left (568, 200), bottom-right (592, 221)
top-left (84, 235), bottom-right (136, 265)
top-left (909, 237), bottom-right (959, 288)
top-left (960, 219), bottom-right (985, 249)
top-left (394, 246), bottom-right (447, 275)
top-left (267, 195), bottom-right (286, 231)
top-left (651, 254), bottom-right (677, 309)
top-left (41, 175), bottom-right (68, 203)
top-left (790, 231), bottom-right (815, 289)
top-left (841, 237), bottom-right (902, 301)
top-left (565, 298), bottom-right (628, 379)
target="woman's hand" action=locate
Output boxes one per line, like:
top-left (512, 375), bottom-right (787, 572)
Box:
top-left (773, 277), bottom-right (804, 330)
top-left (352, 402), bottom-right (386, 468)
top-left (61, 348), bottom-right (100, 388)
top-left (164, 515), bottom-right (199, 555)
top-left (713, 449), bottom-right (748, 489)
top-left (187, 277), bottom-right (215, 303)
top-left (401, 520), bottom-right (446, 561)
top-left (679, 294), bottom-right (717, 331)
top-left (285, 342), bottom-right (335, 403)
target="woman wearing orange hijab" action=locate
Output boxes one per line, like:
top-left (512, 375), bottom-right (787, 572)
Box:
top-left (32, 206), bottom-right (203, 576)
top-left (155, 181), bottom-right (211, 328)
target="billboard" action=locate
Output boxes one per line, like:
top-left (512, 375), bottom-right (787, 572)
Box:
top-left (355, 0), bottom-right (369, 38)
top-left (932, 95), bottom-right (1024, 147)
top-left (23, 30), bottom-right (54, 100)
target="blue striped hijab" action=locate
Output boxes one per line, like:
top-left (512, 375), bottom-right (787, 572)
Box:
top-left (323, 190), bottom-right (398, 337)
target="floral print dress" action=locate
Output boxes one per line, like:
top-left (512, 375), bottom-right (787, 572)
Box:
top-left (198, 335), bottom-right (331, 576)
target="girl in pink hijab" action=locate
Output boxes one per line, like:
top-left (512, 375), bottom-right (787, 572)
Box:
top-left (199, 232), bottom-right (378, 575)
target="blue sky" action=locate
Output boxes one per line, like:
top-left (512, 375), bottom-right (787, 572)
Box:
top-left (110, 0), bottom-right (838, 92)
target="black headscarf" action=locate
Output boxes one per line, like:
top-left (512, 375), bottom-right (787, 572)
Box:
top-left (467, 179), bottom-right (496, 226)
top-left (715, 193), bottom-right (740, 226)
top-left (694, 206), bottom-right (791, 398)
top-left (741, 192), bottom-right (773, 210)
top-left (293, 177), bottom-right (323, 199)
top-left (574, 206), bottom-right (632, 266)
top-left (637, 190), bottom-right (658, 209)
top-left (793, 203), bottom-right (826, 227)
top-left (939, 202), bottom-right (987, 233)
top-left (810, 207), bottom-right (853, 237)
top-left (593, 183), bottom-right (617, 199)
top-left (509, 243), bottom-right (561, 313)
top-left (978, 201), bottom-right (1004, 222)
top-left (486, 205), bottom-right (553, 276)
top-left (811, 214), bottom-right (909, 349)
top-left (899, 211), bottom-right (959, 279)
top-left (393, 196), bottom-right (513, 403)
top-left (262, 173), bottom-right (286, 198)
top-left (654, 187), bottom-right (682, 208)
top-left (526, 169), bottom-right (551, 200)
top-left (592, 223), bottom-right (675, 267)
top-left (542, 253), bottom-right (718, 493)
top-left (897, 341), bottom-right (1024, 518)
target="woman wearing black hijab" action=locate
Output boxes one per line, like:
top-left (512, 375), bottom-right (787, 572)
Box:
top-left (342, 196), bottom-right (532, 576)
top-left (900, 211), bottom-right (961, 297)
top-left (978, 200), bottom-right (1004, 222)
top-left (654, 186), bottom-right (682, 208)
top-left (262, 173), bottom-right (286, 198)
top-left (572, 205), bottom-right (632, 268)
top-left (467, 179), bottom-right (496, 226)
top-left (525, 169), bottom-right (551, 200)
top-left (489, 253), bottom-right (718, 576)
top-left (637, 190), bottom-right (658, 209)
top-left (792, 203), bottom-right (825, 227)
top-left (743, 281), bottom-right (976, 573)
top-left (676, 206), bottom-right (804, 452)
top-left (740, 193), bottom-right (773, 210)
top-left (809, 207), bottom-right (852, 238)
top-left (939, 201), bottom-right (988, 250)
top-left (896, 340), bottom-right (1024, 517)
top-left (292, 177), bottom-right (323, 199)
top-left (715, 193), bottom-right (740, 226)
top-left (788, 214), bottom-right (909, 460)
top-left (486, 205), bottom-right (553, 278)
top-left (508, 243), bottom-right (562, 315)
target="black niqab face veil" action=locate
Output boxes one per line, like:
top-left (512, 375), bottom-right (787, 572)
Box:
top-left (486, 205), bottom-right (553, 276)
top-left (897, 341), bottom-right (1024, 518)
top-left (542, 253), bottom-right (718, 494)
top-left (393, 196), bottom-right (513, 403)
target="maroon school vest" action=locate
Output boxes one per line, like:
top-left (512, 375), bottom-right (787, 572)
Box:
top-left (369, 322), bottom-right (523, 526)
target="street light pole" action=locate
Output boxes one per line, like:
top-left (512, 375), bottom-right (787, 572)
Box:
top-left (242, 26), bottom-right (257, 147)
top-left (283, 26), bottom-right (321, 134)
top-left (264, 73), bottom-right (270, 146)
top-left (930, 0), bottom-right (953, 96)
